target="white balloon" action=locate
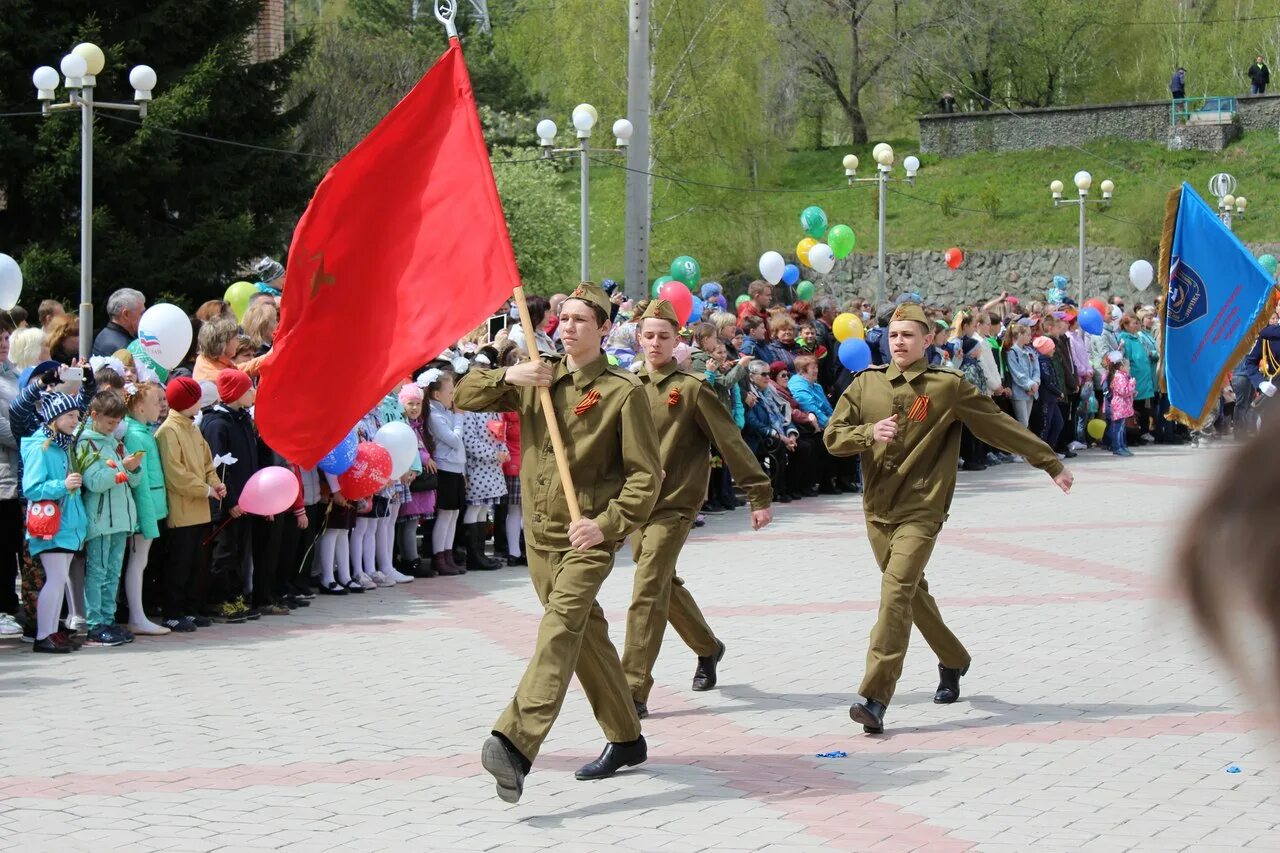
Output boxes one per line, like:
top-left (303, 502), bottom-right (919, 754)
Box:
top-left (0, 254), bottom-right (22, 311)
top-left (809, 243), bottom-right (836, 275)
top-left (374, 421), bottom-right (418, 479)
top-left (136, 303), bottom-right (192, 370)
top-left (1129, 259), bottom-right (1154, 291)
top-left (758, 251), bottom-right (786, 285)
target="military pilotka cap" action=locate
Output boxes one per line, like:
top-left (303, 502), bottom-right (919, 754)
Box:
top-left (638, 299), bottom-right (680, 326)
top-left (890, 302), bottom-right (930, 328)
top-left (567, 281), bottom-right (612, 318)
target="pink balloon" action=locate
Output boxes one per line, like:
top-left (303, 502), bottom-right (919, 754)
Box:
top-left (658, 282), bottom-right (693, 326)
top-left (238, 466), bottom-right (300, 516)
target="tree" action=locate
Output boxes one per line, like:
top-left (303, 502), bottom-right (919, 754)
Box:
top-left (0, 0), bottom-right (316, 307)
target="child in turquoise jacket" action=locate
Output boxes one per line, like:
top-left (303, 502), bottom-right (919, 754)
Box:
top-left (123, 382), bottom-right (169, 635)
top-left (21, 392), bottom-right (90, 653)
top-left (79, 391), bottom-right (143, 646)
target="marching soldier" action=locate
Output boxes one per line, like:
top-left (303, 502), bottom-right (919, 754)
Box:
top-left (623, 300), bottom-right (773, 718)
top-left (824, 303), bottom-right (1072, 734)
top-left (454, 282), bottom-right (661, 803)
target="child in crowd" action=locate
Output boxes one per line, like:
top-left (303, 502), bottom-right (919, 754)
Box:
top-left (1033, 336), bottom-right (1064, 452)
top-left (1005, 323), bottom-right (1040, 428)
top-left (80, 391), bottom-right (143, 647)
top-left (122, 382), bottom-right (169, 635)
top-left (1106, 352), bottom-right (1136, 457)
top-left (154, 377), bottom-right (225, 632)
top-left (397, 383), bottom-right (436, 578)
top-left (498, 345), bottom-right (524, 567)
top-left (315, 470), bottom-right (359, 595)
top-left (200, 369), bottom-right (259, 623)
top-left (375, 383), bottom-right (415, 585)
top-left (424, 366), bottom-right (465, 576)
top-left (350, 406), bottom-right (387, 588)
top-left (460, 406), bottom-right (507, 572)
top-left (22, 392), bottom-right (90, 653)
top-left (958, 337), bottom-right (989, 471)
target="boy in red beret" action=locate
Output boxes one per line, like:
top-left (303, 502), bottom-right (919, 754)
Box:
top-left (155, 376), bottom-right (226, 631)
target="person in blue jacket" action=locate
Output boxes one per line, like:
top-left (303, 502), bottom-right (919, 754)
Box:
top-left (21, 392), bottom-right (90, 654)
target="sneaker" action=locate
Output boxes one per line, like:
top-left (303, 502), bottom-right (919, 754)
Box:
top-left (356, 573), bottom-right (377, 590)
top-left (51, 630), bottom-right (82, 650)
top-left (1007, 455), bottom-right (1025, 464)
top-left (0, 613), bottom-right (21, 636)
top-left (163, 617), bottom-right (198, 633)
top-left (33, 636), bottom-right (71, 654)
top-left (284, 595), bottom-right (311, 608)
top-left (189, 614), bottom-right (213, 628)
top-left (85, 626), bottom-right (126, 647)
top-left (211, 602), bottom-right (248, 624)
top-left (985, 452), bottom-right (1003, 466)
top-left (1140, 433), bottom-right (1155, 443)
top-left (370, 571), bottom-right (396, 588)
top-left (1068, 441), bottom-right (1086, 452)
top-left (385, 569), bottom-right (414, 584)
top-left (114, 625), bottom-right (136, 643)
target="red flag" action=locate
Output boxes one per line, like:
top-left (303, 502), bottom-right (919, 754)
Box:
top-left (256, 41), bottom-right (519, 467)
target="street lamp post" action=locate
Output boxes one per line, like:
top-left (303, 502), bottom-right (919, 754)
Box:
top-left (1209, 173), bottom-right (1246, 231)
top-left (842, 144), bottom-right (920, 303)
top-left (33, 43), bottom-right (156, 361)
top-left (537, 106), bottom-right (632, 282)
top-left (1049, 172), bottom-right (1113, 306)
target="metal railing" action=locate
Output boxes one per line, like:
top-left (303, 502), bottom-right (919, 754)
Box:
top-left (1171, 96), bottom-right (1238, 126)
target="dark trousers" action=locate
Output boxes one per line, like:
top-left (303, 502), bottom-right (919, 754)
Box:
top-left (1039, 398), bottom-right (1064, 449)
top-left (755, 437), bottom-right (788, 499)
top-left (0, 498), bottom-right (23, 615)
top-left (210, 516), bottom-right (251, 606)
top-left (164, 522), bottom-right (210, 619)
top-left (1057, 393), bottom-right (1080, 450)
top-left (1134, 398), bottom-right (1154, 435)
top-left (291, 504), bottom-right (324, 592)
top-left (960, 426), bottom-right (985, 467)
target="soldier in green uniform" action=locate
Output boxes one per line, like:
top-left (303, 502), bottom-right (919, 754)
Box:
top-left (623, 299), bottom-right (774, 718)
top-left (824, 303), bottom-right (1073, 734)
top-left (455, 282), bottom-right (661, 803)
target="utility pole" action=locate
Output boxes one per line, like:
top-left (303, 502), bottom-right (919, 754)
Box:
top-left (624, 0), bottom-right (651, 299)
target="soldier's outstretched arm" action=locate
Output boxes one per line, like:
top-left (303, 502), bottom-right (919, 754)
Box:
top-left (953, 380), bottom-right (1065, 480)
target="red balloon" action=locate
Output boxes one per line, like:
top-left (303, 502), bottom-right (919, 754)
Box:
top-left (338, 442), bottom-right (392, 502)
top-left (944, 247), bottom-right (964, 270)
top-left (1084, 297), bottom-right (1107, 317)
top-left (658, 282), bottom-right (693, 326)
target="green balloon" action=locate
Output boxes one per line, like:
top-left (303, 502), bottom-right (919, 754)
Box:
top-left (827, 224), bottom-right (856, 259)
top-left (1260, 254), bottom-right (1278, 276)
top-left (800, 206), bottom-right (829, 240)
top-left (670, 255), bottom-right (700, 287)
top-left (735, 294), bottom-right (751, 307)
top-left (796, 281), bottom-right (815, 301)
top-left (651, 275), bottom-right (675, 298)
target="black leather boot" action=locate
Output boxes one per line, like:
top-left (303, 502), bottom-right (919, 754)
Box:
top-left (849, 699), bottom-right (887, 734)
top-left (574, 736), bottom-right (647, 780)
top-left (934, 662), bottom-right (970, 704)
top-left (691, 640), bottom-right (725, 691)
top-left (466, 523), bottom-right (502, 571)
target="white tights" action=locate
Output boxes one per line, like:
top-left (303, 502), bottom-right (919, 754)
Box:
top-left (463, 504), bottom-right (486, 524)
top-left (126, 535), bottom-right (164, 631)
top-left (504, 505), bottom-right (523, 558)
top-left (375, 512), bottom-right (397, 574)
top-left (314, 528), bottom-right (350, 586)
top-left (349, 517), bottom-right (377, 578)
top-left (432, 509), bottom-right (459, 554)
top-left (36, 552), bottom-right (73, 641)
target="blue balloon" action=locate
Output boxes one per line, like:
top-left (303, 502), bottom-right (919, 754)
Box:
top-left (782, 264), bottom-right (800, 285)
top-left (1078, 306), bottom-right (1104, 336)
top-left (838, 338), bottom-right (872, 373)
top-left (318, 428), bottom-right (359, 475)
top-left (688, 295), bottom-right (704, 324)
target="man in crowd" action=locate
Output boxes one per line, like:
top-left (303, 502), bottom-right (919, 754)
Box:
top-left (1170, 66), bottom-right (1187, 102)
top-left (824, 303), bottom-right (1072, 735)
top-left (455, 281), bottom-right (660, 804)
top-left (1248, 56), bottom-right (1270, 95)
top-left (91, 288), bottom-right (146, 357)
top-left (37, 300), bottom-right (65, 330)
top-left (812, 296), bottom-right (841, 387)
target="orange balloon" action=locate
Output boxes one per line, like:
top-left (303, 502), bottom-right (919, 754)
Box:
top-left (1084, 298), bottom-right (1107, 316)
top-left (797, 237), bottom-right (818, 268)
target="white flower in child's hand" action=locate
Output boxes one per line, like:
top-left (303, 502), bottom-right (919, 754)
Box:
top-left (212, 453), bottom-right (239, 468)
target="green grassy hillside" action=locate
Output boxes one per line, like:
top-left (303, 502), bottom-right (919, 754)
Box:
top-left (572, 132), bottom-right (1280, 287)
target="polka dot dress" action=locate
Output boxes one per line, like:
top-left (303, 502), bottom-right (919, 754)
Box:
top-left (462, 411), bottom-right (508, 505)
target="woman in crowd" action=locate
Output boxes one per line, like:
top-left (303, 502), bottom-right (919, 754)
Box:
top-left (770, 315), bottom-right (802, 373)
top-left (193, 318), bottom-right (241, 383)
top-left (46, 314), bottom-right (80, 365)
top-left (1118, 313), bottom-right (1158, 441)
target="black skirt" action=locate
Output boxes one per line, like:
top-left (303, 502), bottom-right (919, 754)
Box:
top-left (436, 470), bottom-right (465, 511)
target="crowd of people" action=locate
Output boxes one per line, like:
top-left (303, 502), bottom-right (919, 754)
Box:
top-left (0, 269), bottom-right (1252, 655)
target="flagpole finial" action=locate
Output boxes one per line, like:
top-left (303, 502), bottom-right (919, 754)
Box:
top-left (434, 0), bottom-right (458, 38)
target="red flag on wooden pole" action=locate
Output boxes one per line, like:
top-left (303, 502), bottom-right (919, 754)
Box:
top-left (256, 41), bottom-right (519, 467)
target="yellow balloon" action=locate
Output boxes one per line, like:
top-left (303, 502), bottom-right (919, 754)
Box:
top-left (833, 312), bottom-right (865, 342)
top-left (224, 281), bottom-right (256, 322)
top-left (1086, 418), bottom-right (1107, 441)
top-left (796, 237), bottom-right (818, 268)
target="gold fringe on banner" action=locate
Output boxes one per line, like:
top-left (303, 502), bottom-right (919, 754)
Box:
top-left (1157, 185), bottom-right (1280, 429)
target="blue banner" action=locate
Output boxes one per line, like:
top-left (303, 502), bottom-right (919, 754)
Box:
top-left (1161, 182), bottom-right (1278, 425)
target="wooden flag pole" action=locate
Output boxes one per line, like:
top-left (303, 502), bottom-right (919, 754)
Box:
top-left (511, 284), bottom-right (582, 522)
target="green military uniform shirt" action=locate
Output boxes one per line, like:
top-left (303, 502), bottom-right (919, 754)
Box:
top-left (824, 359), bottom-right (1063, 524)
top-left (454, 353), bottom-right (661, 550)
top-left (637, 359), bottom-right (772, 518)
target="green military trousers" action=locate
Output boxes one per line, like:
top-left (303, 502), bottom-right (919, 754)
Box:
top-left (495, 544), bottom-right (641, 762)
top-left (622, 510), bottom-right (720, 703)
top-left (860, 519), bottom-right (971, 704)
